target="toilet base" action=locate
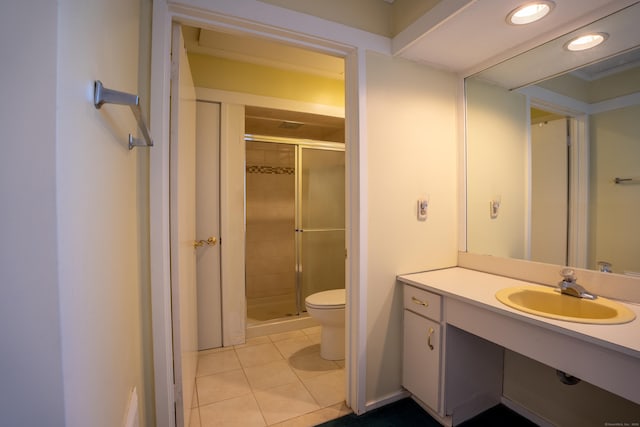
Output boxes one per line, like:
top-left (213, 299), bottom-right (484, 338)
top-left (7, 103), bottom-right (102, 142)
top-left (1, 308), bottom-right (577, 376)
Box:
top-left (320, 324), bottom-right (345, 360)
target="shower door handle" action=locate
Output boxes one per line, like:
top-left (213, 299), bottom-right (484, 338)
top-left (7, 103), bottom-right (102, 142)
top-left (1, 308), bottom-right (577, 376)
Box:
top-left (194, 237), bottom-right (217, 248)
top-left (296, 228), bottom-right (345, 232)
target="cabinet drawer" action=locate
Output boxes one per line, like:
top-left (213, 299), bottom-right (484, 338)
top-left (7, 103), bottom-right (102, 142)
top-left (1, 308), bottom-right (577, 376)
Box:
top-left (404, 285), bottom-right (441, 321)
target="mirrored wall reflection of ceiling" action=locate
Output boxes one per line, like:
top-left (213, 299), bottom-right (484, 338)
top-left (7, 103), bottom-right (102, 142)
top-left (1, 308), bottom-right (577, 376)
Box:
top-left (245, 106), bottom-right (345, 143)
top-left (531, 107), bottom-right (564, 125)
top-left (472, 2), bottom-right (640, 90)
top-left (536, 46), bottom-right (640, 104)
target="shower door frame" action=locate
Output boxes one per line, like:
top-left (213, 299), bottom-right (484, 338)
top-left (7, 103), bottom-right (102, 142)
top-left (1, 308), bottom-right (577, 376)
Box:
top-left (245, 134), bottom-right (346, 318)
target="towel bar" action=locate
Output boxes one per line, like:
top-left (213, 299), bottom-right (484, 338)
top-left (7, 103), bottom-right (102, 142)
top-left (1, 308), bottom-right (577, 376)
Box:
top-left (93, 80), bottom-right (153, 150)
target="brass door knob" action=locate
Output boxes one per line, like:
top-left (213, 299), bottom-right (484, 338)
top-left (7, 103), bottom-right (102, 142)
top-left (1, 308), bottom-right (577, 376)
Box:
top-left (194, 237), bottom-right (217, 248)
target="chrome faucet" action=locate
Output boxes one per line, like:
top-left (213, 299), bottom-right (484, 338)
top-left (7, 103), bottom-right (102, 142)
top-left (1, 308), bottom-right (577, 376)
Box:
top-left (598, 261), bottom-right (612, 273)
top-left (558, 268), bottom-right (597, 300)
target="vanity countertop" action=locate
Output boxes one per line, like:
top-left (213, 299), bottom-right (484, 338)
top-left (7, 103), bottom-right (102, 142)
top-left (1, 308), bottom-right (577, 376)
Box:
top-left (397, 267), bottom-right (640, 359)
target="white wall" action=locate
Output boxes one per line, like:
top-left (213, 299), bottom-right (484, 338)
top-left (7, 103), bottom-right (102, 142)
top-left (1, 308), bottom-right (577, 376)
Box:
top-left (56, 0), bottom-right (149, 426)
top-left (0, 1), bottom-right (66, 425)
top-left (365, 52), bottom-right (459, 403)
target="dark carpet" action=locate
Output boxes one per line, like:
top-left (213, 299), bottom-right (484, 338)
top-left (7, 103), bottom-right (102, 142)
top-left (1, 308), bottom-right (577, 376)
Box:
top-left (315, 398), bottom-right (538, 427)
top-left (458, 404), bottom-right (538, 427)
top-left (316, 398), bottom-right (441, 427)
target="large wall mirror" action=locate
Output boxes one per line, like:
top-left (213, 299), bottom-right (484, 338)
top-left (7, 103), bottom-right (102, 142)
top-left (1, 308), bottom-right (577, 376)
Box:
top-left (465, 2), bottom-right (640, 275)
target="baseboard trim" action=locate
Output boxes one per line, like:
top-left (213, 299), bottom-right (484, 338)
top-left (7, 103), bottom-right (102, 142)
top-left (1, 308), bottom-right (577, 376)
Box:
top-left (364, 389), bottom-right (410, 413)
top-left (246, 315), bottom-right (319, 338)
top-left (501, 396), bottom-right (554, 427)
top-left (411, 395), bottom-right (452, 427)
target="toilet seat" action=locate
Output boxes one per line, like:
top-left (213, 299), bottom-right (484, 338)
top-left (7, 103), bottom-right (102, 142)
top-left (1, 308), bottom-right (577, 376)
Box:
top-left (305, 289), bottom-right (345, 309)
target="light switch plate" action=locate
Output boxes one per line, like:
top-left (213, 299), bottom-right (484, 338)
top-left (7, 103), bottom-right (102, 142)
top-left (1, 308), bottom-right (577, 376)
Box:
top-left (417, 199), bottom-right (428, 221)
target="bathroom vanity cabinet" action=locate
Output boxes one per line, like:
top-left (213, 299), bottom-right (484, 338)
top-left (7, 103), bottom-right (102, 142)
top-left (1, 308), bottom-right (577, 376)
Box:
top-left (402, 286), bottom-right (442, 412)
top-left (402, 282), bottom-right (504, 425)
top-left (399, 268), bottom-right (640, 425)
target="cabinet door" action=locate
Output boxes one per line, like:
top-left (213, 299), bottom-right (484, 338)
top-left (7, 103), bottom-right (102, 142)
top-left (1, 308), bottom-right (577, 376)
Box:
top-left (403, 309), bottom-right (441, 412)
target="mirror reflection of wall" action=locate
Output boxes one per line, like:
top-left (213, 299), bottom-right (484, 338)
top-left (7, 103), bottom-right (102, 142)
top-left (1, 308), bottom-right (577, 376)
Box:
top-left (466, 79), bottom-right (527, 261)
top-left (465, 3), bottom-right (640, 275)
top-left (589, 103), bottom-right (640, 275)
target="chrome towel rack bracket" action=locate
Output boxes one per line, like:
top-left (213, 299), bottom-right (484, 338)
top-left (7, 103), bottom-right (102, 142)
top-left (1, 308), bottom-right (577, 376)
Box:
top-left (93, 80), bottom-right (154, 150)
top-left (614, 177), bottom-right (638, 184)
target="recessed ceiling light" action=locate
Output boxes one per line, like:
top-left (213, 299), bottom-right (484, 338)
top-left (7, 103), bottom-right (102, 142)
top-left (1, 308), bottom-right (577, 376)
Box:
top-left (507, 1), bottom-right (555, 25)
top-left (564, 33), bottom-right (608, 51)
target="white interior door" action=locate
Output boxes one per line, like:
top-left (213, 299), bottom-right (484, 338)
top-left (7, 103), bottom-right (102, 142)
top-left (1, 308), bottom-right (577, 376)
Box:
top-left (169, 24), bottom-right (198, 427)
top-left (196, 101), bottom-right (222, 350)
top-left (531, 118), bottom-right (568, 265)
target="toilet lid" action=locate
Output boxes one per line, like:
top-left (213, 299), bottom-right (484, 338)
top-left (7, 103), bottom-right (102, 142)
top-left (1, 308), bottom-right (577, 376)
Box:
top-left (305, 289), bottom-right (345, 309)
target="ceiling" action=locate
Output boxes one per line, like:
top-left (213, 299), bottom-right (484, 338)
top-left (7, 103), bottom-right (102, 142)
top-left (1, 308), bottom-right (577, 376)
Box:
top-left (183, 26), bottom-right (344, 80)
top-left (575, 46), bottom-right (640, 80)
top-left (469, 1), bottom-right (640, 89)
top-left (184, 1), bottom-right (640, 77)
top-left (394, 0), bottom-right (639, 73)
top-left (245, 106), bottom-right (345, 142)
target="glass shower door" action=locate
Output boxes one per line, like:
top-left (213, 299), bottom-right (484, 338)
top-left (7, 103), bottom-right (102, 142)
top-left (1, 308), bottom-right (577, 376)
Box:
top-left (245, 141), bottom-right (297, 323)
top-left (297, 147), bottom-right (346, 312)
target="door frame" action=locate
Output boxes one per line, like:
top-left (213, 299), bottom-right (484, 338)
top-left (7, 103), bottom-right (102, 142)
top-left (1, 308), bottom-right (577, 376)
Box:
top-left (149, 1), bottom-right (377, 425)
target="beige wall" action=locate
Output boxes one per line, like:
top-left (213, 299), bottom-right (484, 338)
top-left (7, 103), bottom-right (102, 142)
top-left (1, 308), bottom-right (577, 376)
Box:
top-left (257, 0), bottom-right (441, 37)
top-left (466, 79), bottom-right (528, 260)
top-left (589, 105), bottom-right (640, 273)
top-left (2, 1), bottom-right (152, 426)
top-left (504, 351), bottom-right (640, 426)
top-left (1, 1), bottom-right (66, 425)
top-left (188, 53), bottom-right (345, 107)
top-left (56, 0), bottom-right (150, 425)
top-left (258, 0), bottom-right (393, 36)
top-left (365, 51), bottom-right (458, 403)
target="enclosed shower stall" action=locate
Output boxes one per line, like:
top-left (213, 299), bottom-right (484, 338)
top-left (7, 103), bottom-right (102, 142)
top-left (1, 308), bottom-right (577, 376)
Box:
top-left (245, 136), bottom-right (345, 324)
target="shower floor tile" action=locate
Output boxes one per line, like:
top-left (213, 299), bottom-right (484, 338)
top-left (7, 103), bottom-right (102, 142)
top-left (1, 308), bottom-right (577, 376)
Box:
top-left (247, 293), bottom-right (298, 324)
top-left (191, 329), bottom-right (348, 427)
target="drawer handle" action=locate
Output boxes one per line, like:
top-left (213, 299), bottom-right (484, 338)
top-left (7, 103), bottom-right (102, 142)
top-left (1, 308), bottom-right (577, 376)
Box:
top-left (427, 327), bottom-right (435, 350)
top-left (411, 296), bottom-right (429, 307)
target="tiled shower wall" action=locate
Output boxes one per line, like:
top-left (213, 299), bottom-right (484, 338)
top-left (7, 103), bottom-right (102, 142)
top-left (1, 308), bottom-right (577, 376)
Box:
top-left (245, 142), bottom-right (296, 300)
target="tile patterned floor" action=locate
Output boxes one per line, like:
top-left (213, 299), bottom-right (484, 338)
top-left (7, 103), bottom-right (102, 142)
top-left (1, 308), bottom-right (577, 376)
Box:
top-left (190, 327), bottom-right (351, 427)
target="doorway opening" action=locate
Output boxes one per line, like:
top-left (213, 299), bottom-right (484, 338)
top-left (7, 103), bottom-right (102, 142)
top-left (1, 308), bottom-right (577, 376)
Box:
top-left (151, 14), bottom-right (361, 424)
top-left (180, 24), bottom-right (347, 342)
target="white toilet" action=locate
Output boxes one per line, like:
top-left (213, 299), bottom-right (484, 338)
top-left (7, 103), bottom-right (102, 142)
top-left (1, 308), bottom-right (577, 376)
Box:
top-left (305, 289), bottom-right (346, 360)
